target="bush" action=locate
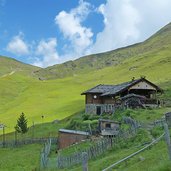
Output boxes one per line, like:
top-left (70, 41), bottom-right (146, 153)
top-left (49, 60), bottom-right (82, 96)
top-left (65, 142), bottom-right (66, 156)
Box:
top-left (82, 114), bottom-right (90, 121)
top-left (66, 119), bottom-right (83, 130)
top-left (121, 109), bottom-right (137, 119)
top-left (132, 129), bottom-right (151, 144)
top-left (89, 115), bottom-right (100, 120)
top-left (150, 126), bottom-right (163, 138)
top-left (83, 119), bottom-right (99, 132)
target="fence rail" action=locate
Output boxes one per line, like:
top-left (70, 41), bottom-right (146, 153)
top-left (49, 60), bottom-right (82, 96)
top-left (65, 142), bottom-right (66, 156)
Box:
top-left (123, 116), bottom-right (165, 130)
top-left (0, 137), bottom-right (57, 148)
top-left (40, 138), bottom-right (52, 168)
top-left (102, 132), bottom-right (165, 171)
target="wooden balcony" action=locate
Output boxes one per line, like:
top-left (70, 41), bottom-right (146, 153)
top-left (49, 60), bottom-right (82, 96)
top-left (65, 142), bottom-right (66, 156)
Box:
top-left (144, 98), bottom-right (158, 105)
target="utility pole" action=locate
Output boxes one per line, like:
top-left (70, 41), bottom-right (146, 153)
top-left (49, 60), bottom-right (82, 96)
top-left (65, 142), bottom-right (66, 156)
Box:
top-left (164, 123), bottom-right (171, 160)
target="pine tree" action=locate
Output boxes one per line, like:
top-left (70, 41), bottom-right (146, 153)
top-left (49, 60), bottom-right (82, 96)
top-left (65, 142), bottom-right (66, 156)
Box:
top-left (15, 112), bottom-right (28, 134)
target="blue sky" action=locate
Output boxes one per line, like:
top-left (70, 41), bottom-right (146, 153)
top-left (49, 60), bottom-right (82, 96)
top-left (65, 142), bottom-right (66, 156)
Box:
top-left (0, 0), bottom-right (171, 67)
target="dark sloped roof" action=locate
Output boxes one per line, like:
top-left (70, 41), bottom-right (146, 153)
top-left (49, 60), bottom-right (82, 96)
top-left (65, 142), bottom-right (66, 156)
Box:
top-left (81, 84), bottom-right (115, 94)
top-left (100, 80), bottom-right (138, 96)
top-left (59, 129), bottom-right (89, 135)
top-left (81, 78), bottom-right (163, 96)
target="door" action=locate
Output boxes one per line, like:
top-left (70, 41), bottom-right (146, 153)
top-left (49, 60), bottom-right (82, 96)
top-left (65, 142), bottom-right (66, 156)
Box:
top-left (96, 106), bottom-right (101, 115)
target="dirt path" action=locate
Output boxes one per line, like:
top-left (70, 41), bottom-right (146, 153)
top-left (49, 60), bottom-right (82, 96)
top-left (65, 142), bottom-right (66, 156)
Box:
top-left (1, 71), bottom-right (16, 78)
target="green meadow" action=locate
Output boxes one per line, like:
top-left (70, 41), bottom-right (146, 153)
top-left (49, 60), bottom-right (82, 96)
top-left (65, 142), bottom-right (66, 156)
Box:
top-left (61, 140), bottom-right (171, 171)
top-left (0, 144), bottom-right (42, 171)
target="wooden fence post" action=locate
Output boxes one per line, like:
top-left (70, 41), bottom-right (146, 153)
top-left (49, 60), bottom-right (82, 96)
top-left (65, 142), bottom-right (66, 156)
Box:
top-left (82, 152), bottom-right (88, 171)
top-left (2, 126), bottom-right (5, 147)
top-left (15, 131), bottom-right (17, 146)
top-left (164, 123), bottom-right (171, 160)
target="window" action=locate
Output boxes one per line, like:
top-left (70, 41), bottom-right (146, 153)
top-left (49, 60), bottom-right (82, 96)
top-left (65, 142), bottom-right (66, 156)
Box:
top-left (93, 95), bottom-right (97, 99)
top-left (105, 106), bottom-right (107, 112)
top-left (105, 123), bottom-right (111, 128)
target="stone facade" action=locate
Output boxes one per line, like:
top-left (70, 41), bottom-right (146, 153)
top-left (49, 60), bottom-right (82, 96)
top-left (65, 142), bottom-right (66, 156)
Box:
top-left (85, 104), bottom-right (116, 115)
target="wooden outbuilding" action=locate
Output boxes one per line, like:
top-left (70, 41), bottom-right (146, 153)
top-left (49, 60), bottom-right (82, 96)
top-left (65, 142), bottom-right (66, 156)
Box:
top-left (81, 77), bottom-right (163, 115)
top-left (58, 129), bottom-right (89, 149)
top-left (99, 119), bottom-right (120, 136)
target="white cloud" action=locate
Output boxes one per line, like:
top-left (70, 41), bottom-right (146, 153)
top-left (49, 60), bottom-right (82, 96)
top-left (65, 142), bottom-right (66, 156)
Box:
top-left (131, 0), bottom-right (171, 39)
top-left (30, 0), bottom-right (171, 67)
top-left (6, 0), bottom-right (171, 68)
top-left (6, 32), bottom-right (30, 56)
top-left (33, 38), bottom-right (59, 67)
top-left (92, 0), bottom-right (171, 53)
top-left (55, 0), bottom-right (93, 57)
top-left (92, 0), bottom-right (141, 53)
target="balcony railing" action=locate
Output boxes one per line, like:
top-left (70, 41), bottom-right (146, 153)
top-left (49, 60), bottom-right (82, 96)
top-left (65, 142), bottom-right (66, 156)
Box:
top-left (143, 99), bottom-right (158, 105)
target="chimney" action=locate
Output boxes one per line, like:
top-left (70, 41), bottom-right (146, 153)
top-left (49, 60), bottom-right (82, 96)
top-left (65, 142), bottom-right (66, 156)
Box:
top-left (140, 75), bottom-right (146, 79)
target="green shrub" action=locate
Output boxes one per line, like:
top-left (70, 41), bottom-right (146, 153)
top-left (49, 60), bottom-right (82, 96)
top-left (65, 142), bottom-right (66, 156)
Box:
top-left (150, 126), bottom-right (163, 138)
top-left (132, 129), bottom-right (151, 144)
top-left (146, 116), bottom-right (151, 120)
top-left (89, 115), bottom-right (100, 120)
top-left (66, 119), bottom-right (83, 130)
top-left (83, 119), bottom-right (98, 131)
top-left (82, 114), bottom-right (90, 121)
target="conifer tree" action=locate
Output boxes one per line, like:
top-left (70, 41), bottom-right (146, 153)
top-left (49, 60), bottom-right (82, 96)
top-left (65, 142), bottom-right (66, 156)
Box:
top-left (15, 112), bottom-right (28, 134)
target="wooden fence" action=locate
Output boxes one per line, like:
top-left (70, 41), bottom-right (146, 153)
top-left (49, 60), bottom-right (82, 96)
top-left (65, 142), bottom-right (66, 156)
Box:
top-left (123, 116), bottom-right (165, 130)
top-left (40, 138), bottom-right (52, 168)
top-left (0, 137), bottom-right (57, 148)
top-left (55, 128), bottom-right (137, 169)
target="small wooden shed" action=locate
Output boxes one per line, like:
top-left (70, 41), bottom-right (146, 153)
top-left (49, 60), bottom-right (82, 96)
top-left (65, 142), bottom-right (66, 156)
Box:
top-left (99, 119), bottom-right (120, 136)
top-left (58, 129), bottom-right (90, 149)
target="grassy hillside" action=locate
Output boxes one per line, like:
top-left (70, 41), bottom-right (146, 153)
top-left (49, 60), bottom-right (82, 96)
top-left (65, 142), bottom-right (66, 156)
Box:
top-left (0, 55), bottom-right (39, 77)
top-left (62, 139), bottom-right (170, 171)
top-left (0, 144), bottom-right (42, 171)
top-left (0, 23), bottom-right (171, 132)
top-left (35, 22), bottom-right (171, 79)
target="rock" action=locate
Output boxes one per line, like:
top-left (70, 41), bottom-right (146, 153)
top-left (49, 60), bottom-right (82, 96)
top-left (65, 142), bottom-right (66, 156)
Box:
top-left (138, 156), bottom-right (145, 161)
top-left (52, 119), bottom-right (60, 124)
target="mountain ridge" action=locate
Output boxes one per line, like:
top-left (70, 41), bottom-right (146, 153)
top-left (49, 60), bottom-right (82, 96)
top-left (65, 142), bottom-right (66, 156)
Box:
top-left (1, 22), bottom-right (171, 80)
top-left (34, 22), bottom-right (171, 79)
top-left (0, 55), bottom-right (40, 77)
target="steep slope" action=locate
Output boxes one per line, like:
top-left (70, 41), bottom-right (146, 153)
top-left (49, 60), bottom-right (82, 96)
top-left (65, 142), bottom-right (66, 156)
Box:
top-left (0, 55), bottom-right (40, 77)
top-left (35, 22), bottom-right (171, 79)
